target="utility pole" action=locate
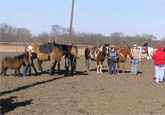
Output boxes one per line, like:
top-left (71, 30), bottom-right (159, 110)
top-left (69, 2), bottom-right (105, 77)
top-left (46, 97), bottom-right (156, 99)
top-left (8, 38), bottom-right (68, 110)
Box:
top-left (69, 0), bottom-right (74, 45)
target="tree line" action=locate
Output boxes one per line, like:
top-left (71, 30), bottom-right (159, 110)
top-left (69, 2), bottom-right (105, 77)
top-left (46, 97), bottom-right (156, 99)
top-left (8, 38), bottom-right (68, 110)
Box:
top-left (0, 23), bottom-right (165, 47)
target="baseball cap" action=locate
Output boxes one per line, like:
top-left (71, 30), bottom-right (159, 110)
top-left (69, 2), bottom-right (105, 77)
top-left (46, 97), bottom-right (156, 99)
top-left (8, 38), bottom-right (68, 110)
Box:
top-left (27, 45), bottom-right (34, 52)
top-left (133, 44), bottom-right (137, 47)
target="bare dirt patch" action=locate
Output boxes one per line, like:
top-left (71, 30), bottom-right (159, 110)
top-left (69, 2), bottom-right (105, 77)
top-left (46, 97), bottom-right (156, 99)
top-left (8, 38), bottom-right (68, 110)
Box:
top-left (0, 52), bottom-right (165, 114)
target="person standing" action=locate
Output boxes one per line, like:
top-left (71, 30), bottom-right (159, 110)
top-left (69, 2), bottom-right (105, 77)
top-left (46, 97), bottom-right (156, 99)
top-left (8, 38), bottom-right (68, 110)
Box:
top-left (108, 47), bottom-right (118, 75)
top-left (23, 46), bottom-right (33, 77)
top-left (152, 45), bottom-right (165, 83)
top-left (130, 44), bottom-right (141, 75)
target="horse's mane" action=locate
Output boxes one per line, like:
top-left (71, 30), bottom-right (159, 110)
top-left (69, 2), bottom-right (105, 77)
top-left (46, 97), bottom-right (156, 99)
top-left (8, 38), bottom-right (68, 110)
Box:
top-left (14, 54), bottom-right (26, 61)
top-left (53, 43), bottom-right (72, 51)
top-left (102, 45), bottom-right (106, 56)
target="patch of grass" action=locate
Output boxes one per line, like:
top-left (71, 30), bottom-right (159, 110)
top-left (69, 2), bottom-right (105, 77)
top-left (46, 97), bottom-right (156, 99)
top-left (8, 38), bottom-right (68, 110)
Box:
top-left (69, 99), bottom-right (77, 104)
top-left (149, 111), bottom-right (157, 114)
top-left (77, 108), bottom-right (87, 114)
top-left (161, 104), bottom-right (165, 107)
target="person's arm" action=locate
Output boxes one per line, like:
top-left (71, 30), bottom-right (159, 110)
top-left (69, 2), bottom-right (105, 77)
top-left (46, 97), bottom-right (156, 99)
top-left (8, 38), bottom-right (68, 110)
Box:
top-left (152, 53), bottom-right (156, 60)
top-left (139, 50), bottom-right (141, 61)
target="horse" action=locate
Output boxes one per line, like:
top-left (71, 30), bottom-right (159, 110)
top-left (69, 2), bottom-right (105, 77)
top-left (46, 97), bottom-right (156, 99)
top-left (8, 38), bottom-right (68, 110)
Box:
top-left (117, 46), bottom-right (132, 74)
top-left (138, 46), bottom-right (153, 60)
top-left (27, 42), bottom-right (79, 76)
top-left (85, 44), bottom-right (109, 73)
top-left (0, 54), bottom-right (29, 77)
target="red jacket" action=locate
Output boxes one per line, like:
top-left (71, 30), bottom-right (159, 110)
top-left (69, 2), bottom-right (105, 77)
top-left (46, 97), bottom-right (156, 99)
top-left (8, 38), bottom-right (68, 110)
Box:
top-left (152, 45), bottom-right (165, 66)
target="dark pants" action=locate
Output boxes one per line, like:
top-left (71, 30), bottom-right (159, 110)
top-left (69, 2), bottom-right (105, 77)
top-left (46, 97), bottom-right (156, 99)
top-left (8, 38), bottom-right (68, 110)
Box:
top-left (109, 61), bottom-right (117, 75)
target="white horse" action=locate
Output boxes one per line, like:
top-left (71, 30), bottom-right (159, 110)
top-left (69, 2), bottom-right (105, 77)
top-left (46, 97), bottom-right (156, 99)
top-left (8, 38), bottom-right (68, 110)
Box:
top-left (138, 46), bottom-right (153, 60)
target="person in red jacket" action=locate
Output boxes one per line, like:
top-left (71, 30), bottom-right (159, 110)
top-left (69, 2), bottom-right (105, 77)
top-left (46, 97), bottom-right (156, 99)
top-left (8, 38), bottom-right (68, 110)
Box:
top-left (152, 45), bottom-right (165, 83)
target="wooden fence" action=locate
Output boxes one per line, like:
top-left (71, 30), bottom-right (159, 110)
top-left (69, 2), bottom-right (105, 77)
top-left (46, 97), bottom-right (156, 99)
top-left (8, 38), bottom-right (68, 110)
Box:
top-left (0, 42), bottom-right (157, 56)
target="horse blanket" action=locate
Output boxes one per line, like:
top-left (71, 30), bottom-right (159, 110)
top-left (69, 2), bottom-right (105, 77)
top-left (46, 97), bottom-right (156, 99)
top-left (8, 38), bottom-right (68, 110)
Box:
top-left (88, 46), bottom-right (99, 60)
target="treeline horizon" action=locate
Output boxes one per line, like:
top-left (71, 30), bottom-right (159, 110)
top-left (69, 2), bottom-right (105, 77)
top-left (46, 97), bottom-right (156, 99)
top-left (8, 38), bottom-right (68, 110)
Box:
top-left (0, 23), bottom-right (165, 47)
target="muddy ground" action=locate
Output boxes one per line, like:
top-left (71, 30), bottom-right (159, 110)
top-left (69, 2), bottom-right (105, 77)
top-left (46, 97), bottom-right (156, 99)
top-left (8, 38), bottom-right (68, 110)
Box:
top-left (0, 52), bottom-right (165, 115)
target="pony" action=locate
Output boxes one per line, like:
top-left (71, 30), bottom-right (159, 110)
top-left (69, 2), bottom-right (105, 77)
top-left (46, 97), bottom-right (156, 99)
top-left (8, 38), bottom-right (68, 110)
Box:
top-left (27, 42), bottom-right (79, 76)
top-left (138, 46), bottom-right (153, 60)
top-left (85, 44), bottom-right (109, 73)
top-left (117, 46), bottom-right (132, 74)
top-left (0, 54), bottom-right (29, 77)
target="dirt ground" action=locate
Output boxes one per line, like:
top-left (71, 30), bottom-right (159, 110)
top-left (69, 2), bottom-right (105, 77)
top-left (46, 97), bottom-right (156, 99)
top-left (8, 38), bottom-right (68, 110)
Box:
top-left (0, 52), bottom-right (165, 115)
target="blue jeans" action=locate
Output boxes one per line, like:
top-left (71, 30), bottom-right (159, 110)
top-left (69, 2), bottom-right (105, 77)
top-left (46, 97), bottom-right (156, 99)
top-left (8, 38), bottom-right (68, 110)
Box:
top-left (109, 61), bottom-right (117, 75)
top-left (155, 65), bottom-right (164, 83)
top-left (142, 46), bottom-right (146, 53)
top-left (131, 59), bottom-right (139, 75)
top-left (23, 65), bottom-right (28, 77)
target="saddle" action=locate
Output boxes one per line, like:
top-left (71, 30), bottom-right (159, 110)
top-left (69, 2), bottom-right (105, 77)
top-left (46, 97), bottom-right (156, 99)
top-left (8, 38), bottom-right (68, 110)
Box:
top-left (39, 43), bottom-right (53, 60)
top-left (89, 46), bottom-right (99, 60)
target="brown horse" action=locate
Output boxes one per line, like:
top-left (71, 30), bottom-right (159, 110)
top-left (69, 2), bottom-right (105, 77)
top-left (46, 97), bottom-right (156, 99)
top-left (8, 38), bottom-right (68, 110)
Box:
top-left (85, 44), bottom-right (109, 73)
top-left (117, 46), bottom-right (132, 74)
top-left (0, 54), bottom-right (29, 77)
top-left (27, 42), bottom-right (79, 76)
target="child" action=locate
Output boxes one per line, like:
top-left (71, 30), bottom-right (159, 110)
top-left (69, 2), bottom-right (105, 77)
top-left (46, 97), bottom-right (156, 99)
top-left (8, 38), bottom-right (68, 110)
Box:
top-left (23, 46), bottom-right (33, 77)
top-left (108, 47), bottom-right (118, 75)
top-left (152, 45), bottom-right (165, 83)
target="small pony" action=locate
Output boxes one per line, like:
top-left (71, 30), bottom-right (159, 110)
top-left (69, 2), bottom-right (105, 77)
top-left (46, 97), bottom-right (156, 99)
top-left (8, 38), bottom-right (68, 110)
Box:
top-left (0, 54), bottom-right (29, 77)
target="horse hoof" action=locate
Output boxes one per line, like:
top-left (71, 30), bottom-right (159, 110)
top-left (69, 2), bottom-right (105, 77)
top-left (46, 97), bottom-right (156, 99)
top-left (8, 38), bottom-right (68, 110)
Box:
top-left (97, 71), bottom-right (99, 73)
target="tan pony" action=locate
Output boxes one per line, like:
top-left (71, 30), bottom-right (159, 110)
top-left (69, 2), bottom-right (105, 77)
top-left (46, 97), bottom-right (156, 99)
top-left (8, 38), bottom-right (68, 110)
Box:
top-left (117, 46), bottom-right (132, 74)
top-left (27, 43), bottom-right (79, 76)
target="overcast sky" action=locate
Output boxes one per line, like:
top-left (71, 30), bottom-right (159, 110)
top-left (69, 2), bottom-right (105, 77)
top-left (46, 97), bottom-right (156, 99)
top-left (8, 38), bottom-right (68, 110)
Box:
top-left (0, 0), bottom-right (165, 39)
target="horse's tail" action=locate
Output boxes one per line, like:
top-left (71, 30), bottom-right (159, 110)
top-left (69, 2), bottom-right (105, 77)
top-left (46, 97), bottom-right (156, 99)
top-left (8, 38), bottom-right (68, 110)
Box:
top-left (0, 60), bottom-right (5, 75)
top-left (85, 48), bottom-right (88, 60)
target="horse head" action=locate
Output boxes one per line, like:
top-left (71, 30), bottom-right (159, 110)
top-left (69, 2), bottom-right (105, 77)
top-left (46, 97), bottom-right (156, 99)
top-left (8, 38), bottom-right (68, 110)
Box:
top-left (102, 44), bottom-right (110, 55)
top-left (15, 54), bottom-right (29, 66)
top-left (127, 46), bottom-right (133, 59)
top-left (70, 44), bottom-right (79, 58)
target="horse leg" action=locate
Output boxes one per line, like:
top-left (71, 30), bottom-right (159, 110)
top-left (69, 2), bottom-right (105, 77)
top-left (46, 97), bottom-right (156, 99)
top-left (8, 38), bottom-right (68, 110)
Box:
top-left (4, 68), bottom-right (7, 76)
top-left (28, 57), bottom-right (33, 76)
top-left (122, 62), bottom-right (125, 74)
top-left (31, 59), bottom-right (38, 76)
top-left (70, 56), bottom-right (75, 76)
top-left (100, 61), bottom-right (103, 73)
top-left (57, 60), bottom-right (61, 75)
top-left (97, 61), bottom-right (99, 73)
top-left (18, 69), bottom-right (20, 77)
top-left (52, 61), bottom-right (57, 75)
top-left (14, 69), bottom-right (17, 77)
top-left (49, 59), bottom-right (56, 76)
top-left (85, 58), bottom-right (90, 72)
top-left (37, 60), bottom-right (43, 72)
top-left (117, 62), bottom-right (120, 74)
